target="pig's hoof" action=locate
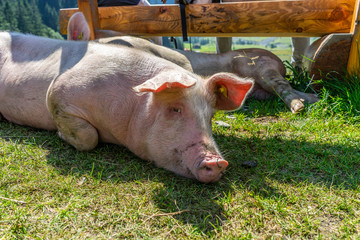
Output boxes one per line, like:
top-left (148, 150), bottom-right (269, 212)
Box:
top-left (290, 99), bottom-right (304, 113)
top-left (57, 131), bottom-right (65, 140)
top-left (241, 160), bottom-right (258, 168)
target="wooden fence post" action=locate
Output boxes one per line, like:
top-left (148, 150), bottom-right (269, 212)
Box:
top-left (346, 1), bottom-right (360, 74)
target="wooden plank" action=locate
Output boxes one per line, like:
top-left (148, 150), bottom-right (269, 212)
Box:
top-left (60, 0), bottom-right (357, 37)
top-left (77, 0), bottom-right (100, 40)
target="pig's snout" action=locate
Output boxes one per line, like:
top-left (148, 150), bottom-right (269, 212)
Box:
top-left (196, 154), bottom-right (228, 183)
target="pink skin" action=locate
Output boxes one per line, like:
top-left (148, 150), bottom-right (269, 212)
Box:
top-left (179, 141), bottom-right (229, 182)
top-left (142, 95), bottom-right (228, 182)
top-left (143, 109), bottom-right (229, 182)
top-left (0, 32), bottom-right (253, 182)
top-left (198, 154), bottom-right (229, 182)
top-left (132, 73), bottom-right (252, 182)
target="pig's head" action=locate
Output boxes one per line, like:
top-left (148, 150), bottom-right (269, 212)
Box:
top-left (133, 72), bottom-right (253, 183)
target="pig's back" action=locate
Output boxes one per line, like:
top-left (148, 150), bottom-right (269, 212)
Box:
top-left (0, 32), bottom-right (90, 130)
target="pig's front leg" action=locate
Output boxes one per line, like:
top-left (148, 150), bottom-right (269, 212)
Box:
top-left (47, 89), bottom-right (99, 151)
top-left (240, 57), bottom-right (317, 113)
top-left (255, 68), bottom-right (307, 113)
top-left (54, 114), bottom-right (99, 151)
top-left (260, 69), bottom-right (319, 113)
top-left (216, 37), bottom-right (232, 54)
top-left (233, 57), bottom-right (306, 113)
top-left (293, 89), bottom-right (319, 104)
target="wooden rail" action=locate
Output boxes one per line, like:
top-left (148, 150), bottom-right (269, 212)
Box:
top-left (60, 0), bottom-right (358, 37)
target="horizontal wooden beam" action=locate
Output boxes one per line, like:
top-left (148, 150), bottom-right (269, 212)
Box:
top-left (60, 0), bottom-right (357, 37)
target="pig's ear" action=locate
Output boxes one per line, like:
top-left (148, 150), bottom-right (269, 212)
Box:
top-left (207, 73), bottom-right (253, 111)
top-left (67, 12), bottom-right (91, 41)
top-left (133, 72), bottom-right (196, 93)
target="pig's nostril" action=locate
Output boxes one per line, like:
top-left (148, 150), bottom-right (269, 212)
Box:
top-left (197, 158), bottom-right (228, 170)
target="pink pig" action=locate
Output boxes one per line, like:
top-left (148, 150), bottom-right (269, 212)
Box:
top-left (0, 32), bottom-right (253, 182)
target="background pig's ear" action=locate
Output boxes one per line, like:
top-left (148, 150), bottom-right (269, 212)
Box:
top-left (133, 72), bottom-right (196, 93)
top-left (207, 73), bottom-right (254, 111)
top-left (67, 12), bottom-right (91, 41)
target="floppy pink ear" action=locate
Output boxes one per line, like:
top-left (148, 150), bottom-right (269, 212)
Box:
top-left (133, 72), bottom-right (196, 93)
top-left (207, 73), bottom-right (253, 111)
top-left (67, 12), bottom-right (91, 41)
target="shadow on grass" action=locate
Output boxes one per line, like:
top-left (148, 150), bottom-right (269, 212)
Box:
top-left (1, 120), bottom-right (359, 235)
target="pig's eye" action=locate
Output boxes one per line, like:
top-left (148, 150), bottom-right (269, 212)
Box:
top-left (172, 107), bottom-right (181, 113)
top-left (167, 105), bottom-right (183, 117)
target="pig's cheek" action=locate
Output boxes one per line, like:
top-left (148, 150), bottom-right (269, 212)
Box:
top-left (174, 143), bottom-right (203, 178)
top-left (173, 149), bottom-right (196, 179)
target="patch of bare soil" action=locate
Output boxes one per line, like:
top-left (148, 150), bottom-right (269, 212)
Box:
top-left (252, 116), bottom-right (279, 124)
top-left (317, 214), bottom-right (342, 238)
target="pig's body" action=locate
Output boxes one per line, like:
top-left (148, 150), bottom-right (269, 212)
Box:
top-left (0, 32), bottom-right (253, 182)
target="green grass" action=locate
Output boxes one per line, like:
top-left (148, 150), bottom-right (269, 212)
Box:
top-left (1, 67), bottom-right (360, 239)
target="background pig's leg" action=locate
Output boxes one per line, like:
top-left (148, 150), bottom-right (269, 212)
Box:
top-left (256, 68), bottom-right (306, 113)
top-left (233, 55), bottom-right (317, 113)
top-left (252, 70), bottom-right (318, 113)
top-left (291, 37), bottom-right (310, 69)
top-left (232, 57), bottom-right (302, 112)
top-left (254, 55), bottom-right (319, 109)
top-left (293, 89), bottom-right (319, 104)
top-left (216, 37), bottom-right (232, 54)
